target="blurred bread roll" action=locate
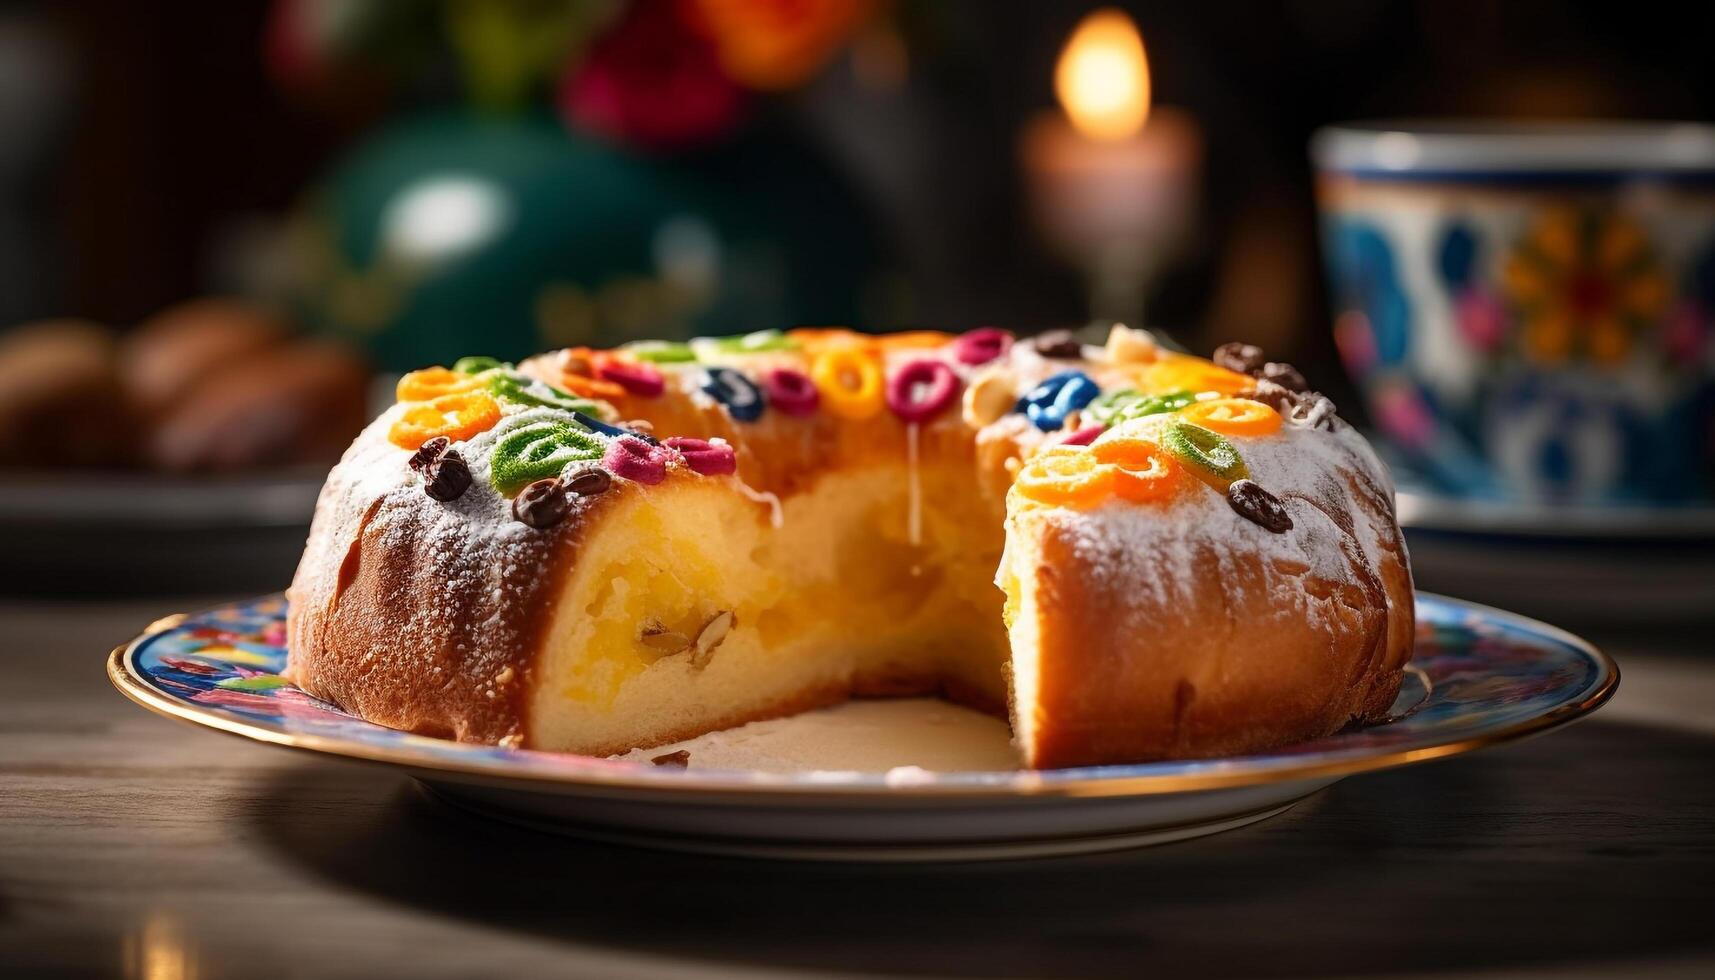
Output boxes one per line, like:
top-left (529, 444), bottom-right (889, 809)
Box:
top-left (148, 341), bottom-right (370, 473)
top-left (121, 298), bottom-right (290, 419)
top-left (0, 319), bottom-right (135, 467)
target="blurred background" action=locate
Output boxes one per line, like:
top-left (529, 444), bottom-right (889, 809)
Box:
top-left (3, 0), bottom-right (1714, 612)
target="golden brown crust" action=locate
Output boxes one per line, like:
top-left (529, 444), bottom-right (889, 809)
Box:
top-left (287, 462), bottom-right (619, 745)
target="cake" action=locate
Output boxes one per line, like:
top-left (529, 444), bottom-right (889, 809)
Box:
top-left (285, 326), bottom-right (1413, 769)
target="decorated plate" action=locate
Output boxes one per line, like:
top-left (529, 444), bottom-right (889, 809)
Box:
top-left (108, 593), bottom-right (1616, 861)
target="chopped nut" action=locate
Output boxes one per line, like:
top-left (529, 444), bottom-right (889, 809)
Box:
top-left (498, 733), bottom-right (523, 750)
top-left (494, 666), bottom-right (515, 685)
top-left (1260, 361), bottom-right (1308, 392)
top-left (962, 366), bottom-right (1017, 428)
top-left (1213, 342), bottom-right (1266, 375)
top-left (651, 750), bottom-right (691, 767)
top-left (690, 609), bottom-right (734, 669)
top-left (639, 621), bottom-right (691, 659)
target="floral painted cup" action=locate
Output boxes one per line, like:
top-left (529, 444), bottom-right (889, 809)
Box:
top-left (1314, 121), bottom-right (1715, 505)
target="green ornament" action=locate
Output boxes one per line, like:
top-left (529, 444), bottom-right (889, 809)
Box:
top-left (290, 111), bottom-right (876, 373)
top-left (490, 418), bottom-right (605, 495)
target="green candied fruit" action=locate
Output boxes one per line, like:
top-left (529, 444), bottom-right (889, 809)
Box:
top-left (706, 329), bottom-right (798, 354)
top-left (625, 340), bottom-right (699, 363)
top-left (453, 355), bottom-right (510, 375)
top-left (1160, 419), bottom-right (1248, 488)
top-left (489, 418), bottom-right (606, 495)
top-left (1086, 388), bottom-right (1196, 425)
top-left (486, 372), bottom-right (604, 415)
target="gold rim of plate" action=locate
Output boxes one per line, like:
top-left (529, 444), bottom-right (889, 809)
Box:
top-left (106, 595), bottom-right (1619, 800)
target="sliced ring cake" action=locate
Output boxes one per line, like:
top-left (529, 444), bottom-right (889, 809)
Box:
top-left (285, 326), bottom-right (1413, 768)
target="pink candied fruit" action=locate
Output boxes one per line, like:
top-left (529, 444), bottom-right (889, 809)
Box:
top-left (662, 436), bottom-right (737, 476)
top-left (597, 359), bottom-right (666, 398)
top-left (952, 327), bottom-right (1012, 366)
top-left (885, 358), bottom-right (961, 423)
top-left (763, 367), bottom-right (819, 416)
top-left (1057, 424), bottom-right (1104, 447)
top-left (602, 435), bottom-right (678, 484)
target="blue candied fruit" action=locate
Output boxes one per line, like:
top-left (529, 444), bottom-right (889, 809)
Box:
top-left (700, 366), bottom-right (767, 422)
top-left (1017, 370), bottom-right (1100, 431)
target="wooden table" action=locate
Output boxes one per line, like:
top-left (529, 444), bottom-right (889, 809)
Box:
top-left (3, 596), bottom-right (1713, 979)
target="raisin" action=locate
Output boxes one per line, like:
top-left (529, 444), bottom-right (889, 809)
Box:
top-left (1030, 330), bottom-right (1085, 359)
top-left (512, 478), bottom-right (571, 528)
top-left (1227, 479), bottom-right (1293, 533)
top-left (422, 450), bottom-right (471, 502)
top-left (563, 466), bottom-right (613, 497)
top-left (407, 436), bottom-right (450, 472)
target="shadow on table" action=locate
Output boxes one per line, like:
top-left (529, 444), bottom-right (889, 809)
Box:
top-left (242, 720), bottom-right (1715, 978)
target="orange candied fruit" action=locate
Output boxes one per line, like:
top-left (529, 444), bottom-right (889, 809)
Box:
top-left (396, 366), bottom-right (482, 403)
top-left (873, 330), bottom-right (954, 351)
top-left (1142, 356), bottom-right (1253, 397)
top-left (1015, 446), bottom-right (1115, 508)
top-left (554, 347), bottom-right (629, 401)
top-left (1091, 437), bottom-right (1185, 502)
top-left (1179, 397), bottom-right (1283, 437)
top-left (387, 390), bottom-right (502, 449)
top-left (560, 373), bottom-right (628, 401)
top-left (810, 346), bottom-right (885, 420)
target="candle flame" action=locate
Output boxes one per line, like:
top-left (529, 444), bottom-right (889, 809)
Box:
top-left (1055, 8), bottom-right (1151, 141)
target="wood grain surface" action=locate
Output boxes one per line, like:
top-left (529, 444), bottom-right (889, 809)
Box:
top-left (2, 597), bottom-right (1713, 979)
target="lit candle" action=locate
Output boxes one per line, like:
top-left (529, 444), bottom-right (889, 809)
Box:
top-left (1021, 8), bottom-right (1202, 326)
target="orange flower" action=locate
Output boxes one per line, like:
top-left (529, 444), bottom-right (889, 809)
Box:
top-left (1502, 207), bottom-right (1667, 366)
top-left (689, 0), bottom-right (875, 90)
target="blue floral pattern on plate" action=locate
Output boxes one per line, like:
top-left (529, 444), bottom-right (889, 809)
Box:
top-left (110, 593), bottom-right (1616, 794)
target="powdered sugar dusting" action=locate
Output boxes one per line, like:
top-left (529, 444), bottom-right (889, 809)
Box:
top-left (1003, 423), bottom-right (1394, 622)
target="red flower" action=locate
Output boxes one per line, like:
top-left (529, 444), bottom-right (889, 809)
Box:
top-left (559, 0), bottom-right (744, 150)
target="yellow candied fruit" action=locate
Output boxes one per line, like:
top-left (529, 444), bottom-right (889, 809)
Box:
top-left (396, 366), bottom-right (482, 403)
top-left (1179, 397), bottom-right (1283, 437)
top-left (810, 347), bottom-right (885, 420)
top-left (387, 391), bottom-right (502, 449)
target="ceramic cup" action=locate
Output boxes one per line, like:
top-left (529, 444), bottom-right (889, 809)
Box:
top-left (1313, 121), bottom-right (1715, 504)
